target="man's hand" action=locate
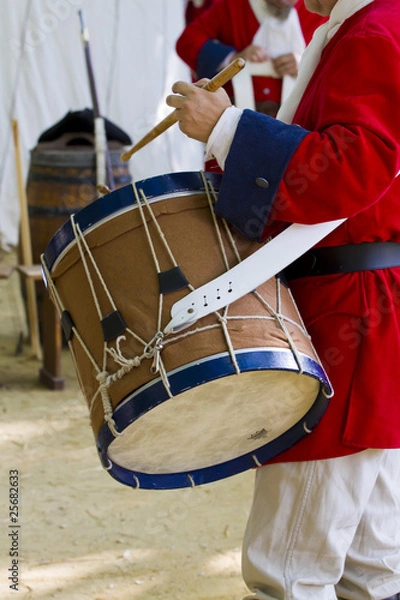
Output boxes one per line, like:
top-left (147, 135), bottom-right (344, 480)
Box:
top-left (235, 44), bottom-right (269, 63)
top-left (166, 80), bottom-right (232, 143)
top-left (272, 53), bottom-right (299, 77)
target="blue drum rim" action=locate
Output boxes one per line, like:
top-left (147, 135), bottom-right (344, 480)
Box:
top-left (43, 171), bottom-right (223, 272)
top-left (97, 349), bottom-right (332, 490)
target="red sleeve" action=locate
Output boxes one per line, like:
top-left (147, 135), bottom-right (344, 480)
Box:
top-left (176, 0), bottom-right (233, 72)
top-left (185, 0), bottom-right (215, 25)
top-left (176, 0), bottom-right (261, 73)
top-left (274, 32), bottom-right (400, 226)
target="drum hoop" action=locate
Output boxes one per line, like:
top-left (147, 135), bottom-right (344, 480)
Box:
top-left (97, 348), bottom-right (332, 490)
top-left (111, 347), bottom-right (330, 418)
top-left (43, 171), bottom-right (222, 272)
top-left (48, 190), bottom-right (213, 271)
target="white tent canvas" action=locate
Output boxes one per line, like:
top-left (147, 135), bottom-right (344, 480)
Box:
top-left (0, 0), bottom-right (203, 250)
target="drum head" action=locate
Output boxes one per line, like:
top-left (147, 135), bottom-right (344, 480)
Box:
top-left (99, 348), bottom-right (330, 489)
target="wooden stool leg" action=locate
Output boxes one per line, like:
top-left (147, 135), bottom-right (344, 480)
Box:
top-left (38, 291), bottom-right (65, 390)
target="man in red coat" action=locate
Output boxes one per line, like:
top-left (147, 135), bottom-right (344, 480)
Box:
top-left (167, 0), bottom-right (400, 598)
top-left (176, 0), bottom-right (327, 116)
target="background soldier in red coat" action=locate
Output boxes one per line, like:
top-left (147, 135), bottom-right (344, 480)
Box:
top-left (177, 0), bottom-right (327, 117)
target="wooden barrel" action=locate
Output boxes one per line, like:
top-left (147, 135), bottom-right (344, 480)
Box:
top-left (27, 133), bottom-right (132, 264)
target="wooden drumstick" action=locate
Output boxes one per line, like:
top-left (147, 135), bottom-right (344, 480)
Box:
top-left (120, 57), bottom-right (246, 162)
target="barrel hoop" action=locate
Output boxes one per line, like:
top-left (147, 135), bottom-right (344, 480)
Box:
top-left (27, 173), bottom-right (132, 185)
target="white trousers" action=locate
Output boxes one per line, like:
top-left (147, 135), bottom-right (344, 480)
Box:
top-left (242, 449), bottom-right (400, 600)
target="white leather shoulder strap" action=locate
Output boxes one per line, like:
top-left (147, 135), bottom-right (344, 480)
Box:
top-left (164, 219), bottom-right (345, 334)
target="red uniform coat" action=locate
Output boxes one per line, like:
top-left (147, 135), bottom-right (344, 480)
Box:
top-left (176, 0), bottom-right (327, 106)
top-left (185, 0), bottom-right (214, 24)
top-left (214, 0), bottom-right (400, 461)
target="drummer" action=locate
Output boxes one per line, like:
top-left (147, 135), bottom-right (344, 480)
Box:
top-left (166, 0), bottom-right (400, 598)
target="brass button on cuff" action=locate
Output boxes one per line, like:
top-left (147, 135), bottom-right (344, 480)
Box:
top-left (255, 177), bottom-right (270, 189)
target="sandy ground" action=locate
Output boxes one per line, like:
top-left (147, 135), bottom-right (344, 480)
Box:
top-left (0, 249), bottom-right (254, 600)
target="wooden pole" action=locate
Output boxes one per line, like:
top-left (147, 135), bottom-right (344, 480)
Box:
top-left (78, 10), bottom-right (115, 192)
top-left (11, 119), bottom-right (42, 360)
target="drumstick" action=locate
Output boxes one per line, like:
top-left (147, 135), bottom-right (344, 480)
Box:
top-left (120, 57), bottom-right (246, 162)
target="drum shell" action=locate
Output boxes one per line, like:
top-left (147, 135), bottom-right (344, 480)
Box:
top-left (27, 141), bottom-right (132, 264)
top-left (48, 190), bottom-right (320, 440)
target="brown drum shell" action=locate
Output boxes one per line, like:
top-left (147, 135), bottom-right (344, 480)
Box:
top-left (49, 191), bottom-right (321, 440)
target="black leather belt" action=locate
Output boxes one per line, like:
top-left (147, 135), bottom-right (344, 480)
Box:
top-left (284, 242), bottom-right (400, 281)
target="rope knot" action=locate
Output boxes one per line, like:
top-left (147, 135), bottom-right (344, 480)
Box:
top-left (96, 370), bottom-right (109, 387)
top-left (106, 336), bottom-right (132, 367)
top-left (144, 332), bottom-right (165, 374)
top-left (95, 370), bottom-right (122, 438)
top-left (217, 314), bottom-right (228, 326)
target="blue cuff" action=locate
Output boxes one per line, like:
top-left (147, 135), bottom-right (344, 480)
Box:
top-left (214, 110), bottom-right (309, 241)
top-left (197, 40), bottom-right (236, 79)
